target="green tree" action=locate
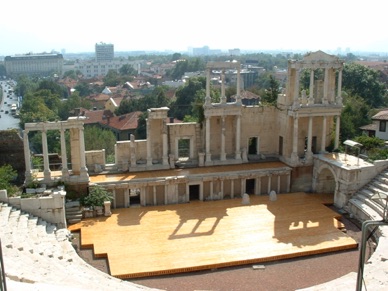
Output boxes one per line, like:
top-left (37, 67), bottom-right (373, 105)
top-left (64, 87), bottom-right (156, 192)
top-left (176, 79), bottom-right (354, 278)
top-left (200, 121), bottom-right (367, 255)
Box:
top-left (84, 126), bottom-right (116, 157)
top-left (74, 82), bottom-right (94, 97)
top-left (340, 95), bottom-right (371, 141)
top-left (103, 70), bottom-right (121, 87)
top-left (342, 63), bottom-right (386, 108)
top-left (58, 92), bottom-right (92, 120)
top-left (38, 79), bottom-right (68, 98)
top-left (119, 64), bottom-right (137, 76)
top-left (135, 112), bottom-right (148, 139)
top-left (0, 164), bottom-right (18, 196)
top-left (170, 77), bottom-right (206, 120)
top-left (15, 75), bottom-right (38, 96)
top-left (261, 75), bottom-right (280, 104)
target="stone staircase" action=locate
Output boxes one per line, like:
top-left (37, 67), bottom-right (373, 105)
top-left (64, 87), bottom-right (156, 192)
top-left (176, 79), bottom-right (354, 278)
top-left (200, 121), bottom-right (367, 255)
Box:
top-left (0, 202), bottom-right (157, 291)
top-left (65, 201), bottom-right (83, 225)
top-left (347, 169), bottom-right (388, 223)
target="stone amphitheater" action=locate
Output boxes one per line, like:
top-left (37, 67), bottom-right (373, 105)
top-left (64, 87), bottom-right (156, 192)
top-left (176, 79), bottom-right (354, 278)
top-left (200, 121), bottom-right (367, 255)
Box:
top-left (1, 171), bottom-right (388, 291)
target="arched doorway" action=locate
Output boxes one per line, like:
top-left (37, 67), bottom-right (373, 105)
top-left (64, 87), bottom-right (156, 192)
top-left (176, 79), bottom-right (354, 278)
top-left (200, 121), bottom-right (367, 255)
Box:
top-left (315, 167), bottom-right (336, 195)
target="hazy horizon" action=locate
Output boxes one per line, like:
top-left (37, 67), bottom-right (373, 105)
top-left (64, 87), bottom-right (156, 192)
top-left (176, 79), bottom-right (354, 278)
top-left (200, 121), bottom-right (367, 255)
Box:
top-left (2, 0), bottom-right (388, 56)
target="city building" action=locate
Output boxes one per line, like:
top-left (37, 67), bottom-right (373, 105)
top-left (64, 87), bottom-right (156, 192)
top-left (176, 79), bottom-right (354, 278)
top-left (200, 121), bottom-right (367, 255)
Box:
top-left (4, 53), bottom-right (63, 77)
top-left (95, 42), bottom-right (114, 62)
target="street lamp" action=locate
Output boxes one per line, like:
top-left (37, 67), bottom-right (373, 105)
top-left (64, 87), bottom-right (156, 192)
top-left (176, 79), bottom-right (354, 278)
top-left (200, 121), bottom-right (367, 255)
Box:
top-left (343, 140), bottom-right (362, 166)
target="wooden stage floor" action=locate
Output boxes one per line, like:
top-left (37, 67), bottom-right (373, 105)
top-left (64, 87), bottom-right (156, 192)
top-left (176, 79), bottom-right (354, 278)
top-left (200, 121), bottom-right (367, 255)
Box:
top-left (68, 193), bottom-right (358, 279)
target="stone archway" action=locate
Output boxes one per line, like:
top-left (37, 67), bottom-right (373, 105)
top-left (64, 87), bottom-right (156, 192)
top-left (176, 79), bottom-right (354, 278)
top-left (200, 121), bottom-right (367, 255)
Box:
top-left (314, 165), bottom-right (337, 200)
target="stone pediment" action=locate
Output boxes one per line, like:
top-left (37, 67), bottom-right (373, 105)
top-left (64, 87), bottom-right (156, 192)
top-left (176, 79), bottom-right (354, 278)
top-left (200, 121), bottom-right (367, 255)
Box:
top-left (303, 50), bottom-right (339, 63)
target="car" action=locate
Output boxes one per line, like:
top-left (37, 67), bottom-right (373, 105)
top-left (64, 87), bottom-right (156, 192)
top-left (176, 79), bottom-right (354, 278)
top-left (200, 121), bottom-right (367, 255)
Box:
top-left (0, 109), bottom-right (3, 112)
top-left (4, 101), bottom-right (7, 104)
top-left (5, 111), bottom-right (9, 114)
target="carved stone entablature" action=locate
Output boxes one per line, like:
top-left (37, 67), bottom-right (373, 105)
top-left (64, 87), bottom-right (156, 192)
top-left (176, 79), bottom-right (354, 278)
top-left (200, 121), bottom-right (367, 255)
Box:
top-left (147, 107), bottom-right (169, 119)
top-left (204, 105), bottom-right (242, 117)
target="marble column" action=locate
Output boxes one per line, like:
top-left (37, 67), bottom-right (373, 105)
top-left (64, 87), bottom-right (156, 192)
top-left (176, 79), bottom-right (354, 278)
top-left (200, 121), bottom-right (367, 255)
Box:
top-left (267, 175), bottom-right (272, 194)
top-left (255, 177), bottom-right (260, 195)
top-left (220, 116), bottom-right (226, 161)
top-left (323, 68), bottom-right (329, 104)
top-left (309, 69), bottom-right (314, 100)
top-left (221, 70), bottom-right (226, 104)
top-left (210, 181), bottom-right (213, 200)
top-left (231, 179), bottom-right (234, 199)
top-left (321, 116), bottom-right (327, 153)
top-left (23, 130), bottom-right (31, 179)
top-left (293, 69), bottom-right (300, 107)
top-left (236, 67), bottom-right (242, 105)
top-left (235, 115), bottom-right (241, 160)
top-left (205, 68), bottom-right (211, 106)
top-left (220, 179), bottom-right (224, 200)
top-left (153, 186), bottom-right (157, 205)
top-left (241, 178), bottom-right (246, 195)
top-left (60, 128), bottom-right (69, 178)
top-left (335, 116), bottom-right (340, 149)
top-left (277, 175), bottom-right (281, 193)
top-left (79, 127), bottom-right (88, 175)
top-left (205, 117), bottom-right (211, 163)
top-left (146, 119), bottom-right (152, 166)
top-left (291, 116), bottom-right (299, 163)
top-left (41, 129), bottom-right (51, 181)
top-left (112, 189), bottom-right (117, 209)
top-left (287, 174), bottom-right (291, 193)
top-left (124, 188), bottom-right (130, 207)
top-left (306, 116), bottom-right (313, 161)
top-left (337, 69), bottom-right (343, 105)
top-left (162, 122), bottom-right (168, 165)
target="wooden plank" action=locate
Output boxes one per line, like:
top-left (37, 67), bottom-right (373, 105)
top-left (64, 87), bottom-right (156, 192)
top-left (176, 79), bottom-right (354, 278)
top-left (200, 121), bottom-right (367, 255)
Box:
top-left (69, 192), bottom-right (357, 279)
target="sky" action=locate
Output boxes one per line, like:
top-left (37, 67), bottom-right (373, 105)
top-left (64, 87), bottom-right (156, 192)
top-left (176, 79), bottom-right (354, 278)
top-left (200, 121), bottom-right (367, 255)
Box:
top-left (1, 0), bottom-right (388, 56)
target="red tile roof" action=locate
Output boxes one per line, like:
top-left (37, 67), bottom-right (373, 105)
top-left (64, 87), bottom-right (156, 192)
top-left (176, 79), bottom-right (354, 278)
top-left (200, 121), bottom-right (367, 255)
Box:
top-left (100, 111), bottom-right (142, 130)
top-left (372, 109), bottom-right (388, 120)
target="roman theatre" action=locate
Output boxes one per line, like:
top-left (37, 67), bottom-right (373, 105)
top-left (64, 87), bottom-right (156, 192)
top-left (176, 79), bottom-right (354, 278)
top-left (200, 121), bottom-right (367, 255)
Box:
top-left (6, 51), bottom-right (387, 287)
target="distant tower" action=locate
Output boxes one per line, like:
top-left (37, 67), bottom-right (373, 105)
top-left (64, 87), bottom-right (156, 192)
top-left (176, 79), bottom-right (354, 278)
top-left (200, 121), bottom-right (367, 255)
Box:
top-left (95, 42), bottom-right (114, 62)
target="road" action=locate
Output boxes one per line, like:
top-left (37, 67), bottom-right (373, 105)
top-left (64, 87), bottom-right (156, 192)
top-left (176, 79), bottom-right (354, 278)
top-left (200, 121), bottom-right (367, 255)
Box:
top-left (0, 80), bottom-right (20, 131)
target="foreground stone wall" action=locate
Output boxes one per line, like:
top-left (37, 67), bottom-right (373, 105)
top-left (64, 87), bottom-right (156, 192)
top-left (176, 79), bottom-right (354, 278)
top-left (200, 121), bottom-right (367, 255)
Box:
top-left (0, 189), bottom-right (67, 228)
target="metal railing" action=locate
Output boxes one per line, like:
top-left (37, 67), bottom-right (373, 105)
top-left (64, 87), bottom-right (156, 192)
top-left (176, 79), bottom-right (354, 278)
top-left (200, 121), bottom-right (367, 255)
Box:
top-left (0, 239), bottom-right (7, 291)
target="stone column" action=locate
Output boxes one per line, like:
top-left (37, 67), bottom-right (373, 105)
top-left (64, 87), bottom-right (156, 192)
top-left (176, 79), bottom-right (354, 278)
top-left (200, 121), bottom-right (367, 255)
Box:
top-left (23, 130), bottom-right (31, 179)
top-left (306, 116), bottom-right (313, 161)
top-left (255, 177), bottom-right (260, 195)
top-left (124, 188), bottom-right (130, 207)
top-left (321, 116), bottom-right (327, 153)
top-left (111, 189), bottom-right (116, 209)
top-left (323, 68), bottom-right (329, 104)
top-left (162, 121), bottom-right (168, 166)
top-left (140, 187), bottom-right (146, 206)
top-left (287, 174), bottom-right (291, 193)
top-left (221, 70), bottom-right (226, 104)
top-left (205, 68), bottom-right (211, 106)
top-left (267, 175), bottom-right (272, 194)
top-left (60, 128), bottom-right (69, 178)
top-left (146, 119), bottom-right (152, 166)
top-left (336, 69), bottom-right (343, 105)
top-left (220, 116), bottom-right (226, 161)
top-left (41, 129), bottom-right (51, 181)
top-left (293, 69), bottom-right (300, 107)
top-left (153, 186), bottom-right (157, 205)
top-left (79, 127), bottom-right (88, 176)
top-left (231, 179), bottom-right (234, 199)
top-left (309, 69), bottom-right (314, 100)
top-left (205, 117), bottom-right (211, 163)
top-left (236, 67), bottom-right (242, 105)
top-left (277, 175), bottom-right (281, 193)
top-left (210, 181), bottom-right (213, 200)
top-left (164, 184), bottom-right (168, 205)
top-left (291, 116), bottom-right (299, 163)
top-left (335, 116), bottom-right (340, 150)
top-left (241, 178), bottom-right (246, 196)
top-left (220, 179), bottom-right (224, 200)
top-left (235, 115), bottom-right (241, 160)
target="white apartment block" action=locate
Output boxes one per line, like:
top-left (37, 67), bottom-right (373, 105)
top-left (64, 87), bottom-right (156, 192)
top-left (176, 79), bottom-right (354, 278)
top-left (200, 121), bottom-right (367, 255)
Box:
top-left (4, 53), bottom-right (63, 76)
top-left (95, 42), bottom-right (114, 62)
